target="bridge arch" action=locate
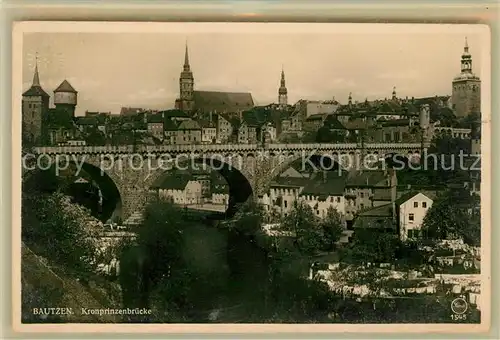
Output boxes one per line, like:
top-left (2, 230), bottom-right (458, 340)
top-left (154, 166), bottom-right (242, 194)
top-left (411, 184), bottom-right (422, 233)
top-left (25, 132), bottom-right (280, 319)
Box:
top-left (23, 159), bottom-right (124, 222)
top-left (147, 155), bottom-right (254, 217)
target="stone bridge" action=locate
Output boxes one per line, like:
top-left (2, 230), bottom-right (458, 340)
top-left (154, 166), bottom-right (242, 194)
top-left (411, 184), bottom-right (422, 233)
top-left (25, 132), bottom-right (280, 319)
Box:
top-left (27, 142), bottom-right (427, 220)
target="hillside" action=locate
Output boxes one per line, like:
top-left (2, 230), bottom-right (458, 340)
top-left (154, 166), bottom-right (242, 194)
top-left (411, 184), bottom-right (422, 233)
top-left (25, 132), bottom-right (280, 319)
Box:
top-left (21, 242), bottom-right (124, 323)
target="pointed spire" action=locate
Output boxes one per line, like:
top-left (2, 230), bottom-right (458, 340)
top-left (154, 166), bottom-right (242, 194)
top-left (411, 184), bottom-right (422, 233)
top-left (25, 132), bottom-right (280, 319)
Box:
top-left (183, 40), bottom-right (190, 71)
top-left (32, 52), bottom-right (40, 86)
top-left (464, 36), bottom-right (469, 53)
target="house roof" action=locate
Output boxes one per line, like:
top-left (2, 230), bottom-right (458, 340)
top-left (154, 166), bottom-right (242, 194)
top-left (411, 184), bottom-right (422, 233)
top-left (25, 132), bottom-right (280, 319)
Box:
top-left (54, 79), bottom-right (77, 93)
top-left (346, 170), bottom-right (388, 187)
top-left (306, 113), bottom-right (325, 121)
top-left (23, 85), bottom-right (50, 98)
top-left (324, 115), bottom-right (346, 130)
top-left (357, 203), bottom-right (393, 218)
top-left (381, 119), bottom-right (411, 127)
top-left (395, 191), bottom-right (432, 206)
top-left (154, 173), bottom-right (192, 190)
top-left (163, 118), bottom-right (179, 131)
top-left (270, 176), bottom-right (310, 188)
top-left (198, 119), bottom-right (216, 128)
top-left (177, 119), bottom-right (201, 130)
top-left (193, 90), bottom-right (254, 113)
top-left (372, 188), bottom-right (393, 201)
top-left (147, 114), bottom-right (164, 123)
top-left (300, 172), bottom-right (347, 198)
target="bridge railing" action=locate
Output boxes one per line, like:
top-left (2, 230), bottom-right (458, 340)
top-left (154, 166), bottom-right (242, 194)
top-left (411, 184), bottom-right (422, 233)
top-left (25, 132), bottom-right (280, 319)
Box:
top-left (33, 142), bottom-right (424, 155)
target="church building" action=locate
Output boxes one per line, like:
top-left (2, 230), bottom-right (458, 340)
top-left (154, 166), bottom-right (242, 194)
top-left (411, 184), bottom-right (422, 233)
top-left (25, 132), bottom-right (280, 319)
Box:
top-left (451, 37), bottom-right (481, 118)
top-left (174, 43), bottom-right (255, 114)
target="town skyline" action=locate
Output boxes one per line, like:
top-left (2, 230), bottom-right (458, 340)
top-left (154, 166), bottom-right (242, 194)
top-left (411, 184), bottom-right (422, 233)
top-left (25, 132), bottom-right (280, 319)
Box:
top-left (22, 29), bottom-right (483, 116)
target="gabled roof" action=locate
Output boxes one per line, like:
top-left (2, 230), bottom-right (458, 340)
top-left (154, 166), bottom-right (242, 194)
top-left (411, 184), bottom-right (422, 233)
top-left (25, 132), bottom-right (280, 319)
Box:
top-left (54, 80), bottom-right (77, 93)
top-left (306, 113), bottom-right (325, 121)
top-left (324, 115), bottom-right (346, 130)
top-left (193, 90), bottom-right (254, 112)
top-left (395, 191), bottom-right (432, 206)
top-left (198, 119), bottom-right (216, 128)
top-left (270, 176), bottom-right (310, 188)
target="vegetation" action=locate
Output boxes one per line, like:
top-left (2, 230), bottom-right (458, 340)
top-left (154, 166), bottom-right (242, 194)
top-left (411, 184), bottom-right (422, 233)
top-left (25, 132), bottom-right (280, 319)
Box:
top-left (422, 191), bottom-right (480, 246)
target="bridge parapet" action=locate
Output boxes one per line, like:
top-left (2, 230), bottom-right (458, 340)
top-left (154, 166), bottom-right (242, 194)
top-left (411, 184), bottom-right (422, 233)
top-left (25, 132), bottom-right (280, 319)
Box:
top-left (33, 142), bottom-right (424, 155)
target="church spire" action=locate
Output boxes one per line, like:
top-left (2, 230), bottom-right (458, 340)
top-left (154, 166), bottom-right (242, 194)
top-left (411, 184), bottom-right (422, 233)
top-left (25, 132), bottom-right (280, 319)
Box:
top-left (278, 66), bottom-right (288, 108)
top-left (461, 36), bottom-right (472, 73)
top-left (183, 41), bottom-right (190, 71)
top-left (392, 86), bottom-right (397, 100)
top-left (32, 53), bottom-right (40, 87)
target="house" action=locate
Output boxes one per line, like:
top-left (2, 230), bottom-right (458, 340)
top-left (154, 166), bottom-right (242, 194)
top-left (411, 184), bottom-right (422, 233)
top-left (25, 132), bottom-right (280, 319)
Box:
top-left (155, 173), bottom-right (202, 205)
top-left (216, 113), bottom-right (238, 143)
top-left (211, 174), bottom-right (229, 206)
top-left (344, 169), bottom-right (397, 225)
top-left (146, 114), bottom-right (164, 141)
top-left (299, 171), bottom-right (347, 219)
top-left (303, 113), bottom-right (326, 132)
top-left (199, 119), bottom-right (217, 144)
top-left (396, 192), bottom-right (434, 241)
top-left (261, 176), bottom-right (309, 217)
top-left (352, 204), bottom-right (395, 233)
top-left (175, 119), bottom-right (202, 144)
top-left (163, 118), bottom-right (179, 145)
top-left (238, 114), bottom-right (260, 144)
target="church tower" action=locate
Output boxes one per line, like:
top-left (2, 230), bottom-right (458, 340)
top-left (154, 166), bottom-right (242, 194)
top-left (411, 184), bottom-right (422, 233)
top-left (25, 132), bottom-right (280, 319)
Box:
top-left (278, 67), bottom-right (288, 108)
top-left (22, 56), bottom-right (50, 145)
top-left (451, 37), bottom-right (481, 118)
top-left (175, 42), bottom-right (195, 112)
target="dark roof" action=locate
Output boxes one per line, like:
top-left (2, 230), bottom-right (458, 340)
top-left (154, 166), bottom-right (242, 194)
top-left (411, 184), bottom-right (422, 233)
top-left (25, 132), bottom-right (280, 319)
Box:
top-left (218, 113), bottom-right (241, 129)
top-left (381, 119), bottom-right (411, 127)
top-left (46, 108), bottom-right (75, 128)
top-left (346, 170), bottom-right (388, 187)
top-left (154, 173), bottom-right (193, 190)
top-left (358, 204), bottom-right (393, 217)
top-left (54, 80), bottom-right (77, 93)
top-left (324, 115), bottom-right (346, 130)
top-left (193, 90), bottom-right (254, 113)
top-left (147, 114), bottom-right (164, 123)
top-left (270, 177), bottom-right (310, 188)
top-left (343, 118), bottom-right (370, 130)
top-left (163, 119), bottom-right (179, 131)
top-left (23, 85), bottom-right (50, 98)
top-left (300, 172), bottom-right (347, 198)
top-left (306, 114), bottom-right (325, 121)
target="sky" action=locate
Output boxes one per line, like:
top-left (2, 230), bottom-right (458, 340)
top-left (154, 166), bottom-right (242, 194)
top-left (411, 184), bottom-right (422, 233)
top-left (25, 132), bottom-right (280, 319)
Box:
top-left (21, 26), bottom-right (484, 116)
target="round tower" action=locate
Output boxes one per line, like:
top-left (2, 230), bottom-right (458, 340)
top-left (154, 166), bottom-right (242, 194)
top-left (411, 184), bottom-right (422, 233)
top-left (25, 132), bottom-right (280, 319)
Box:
top-left (419, 104), bottom-right (430, 129)
top-left (54, 79), bottom-right (78, 118)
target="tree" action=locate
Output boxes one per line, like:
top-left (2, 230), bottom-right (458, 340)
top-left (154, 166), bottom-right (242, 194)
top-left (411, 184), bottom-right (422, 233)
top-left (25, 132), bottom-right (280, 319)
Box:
top-left (319, 207), bottom-right (344, 251)
top-left (422, 191), bottom-right (479, 245)
top-left (22, 192), bottom-right (98, 274)
top-left (339, 230), bottom-right (400, 264)
top-left (227, 199), bottom-right (264, 236)
top-left (281, 200), bottom-right (322, 254)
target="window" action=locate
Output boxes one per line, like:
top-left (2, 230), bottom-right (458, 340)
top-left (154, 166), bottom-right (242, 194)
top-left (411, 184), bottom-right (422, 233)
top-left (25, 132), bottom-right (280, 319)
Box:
top-left (422, 202), bottom-right (427, 208)
top-left (414, 202), bottom-right (418, 208)
top-left (360, 203), bottom-right (364, 210)
top-left (360, 193), bottom-right (364, 198)
top-left (336, 197), bottom-right (341, 203)
top-left (284, 201), bottom-right (287, 208)
top-left (330, 197), bottom-right (334, 203)
top-left (409, 213), bottom-right (414, 222)
top-left (316, 210), bottom-right (320, 215)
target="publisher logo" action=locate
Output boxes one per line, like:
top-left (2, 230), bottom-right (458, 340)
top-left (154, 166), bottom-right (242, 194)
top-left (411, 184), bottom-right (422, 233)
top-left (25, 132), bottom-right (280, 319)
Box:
top-left (451, 297), bottom-right (468, 315)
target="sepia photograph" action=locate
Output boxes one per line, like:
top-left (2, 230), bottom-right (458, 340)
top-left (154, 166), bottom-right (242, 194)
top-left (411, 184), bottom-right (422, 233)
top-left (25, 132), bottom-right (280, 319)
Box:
top-left (12, 22), bottom-right (490, 332)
